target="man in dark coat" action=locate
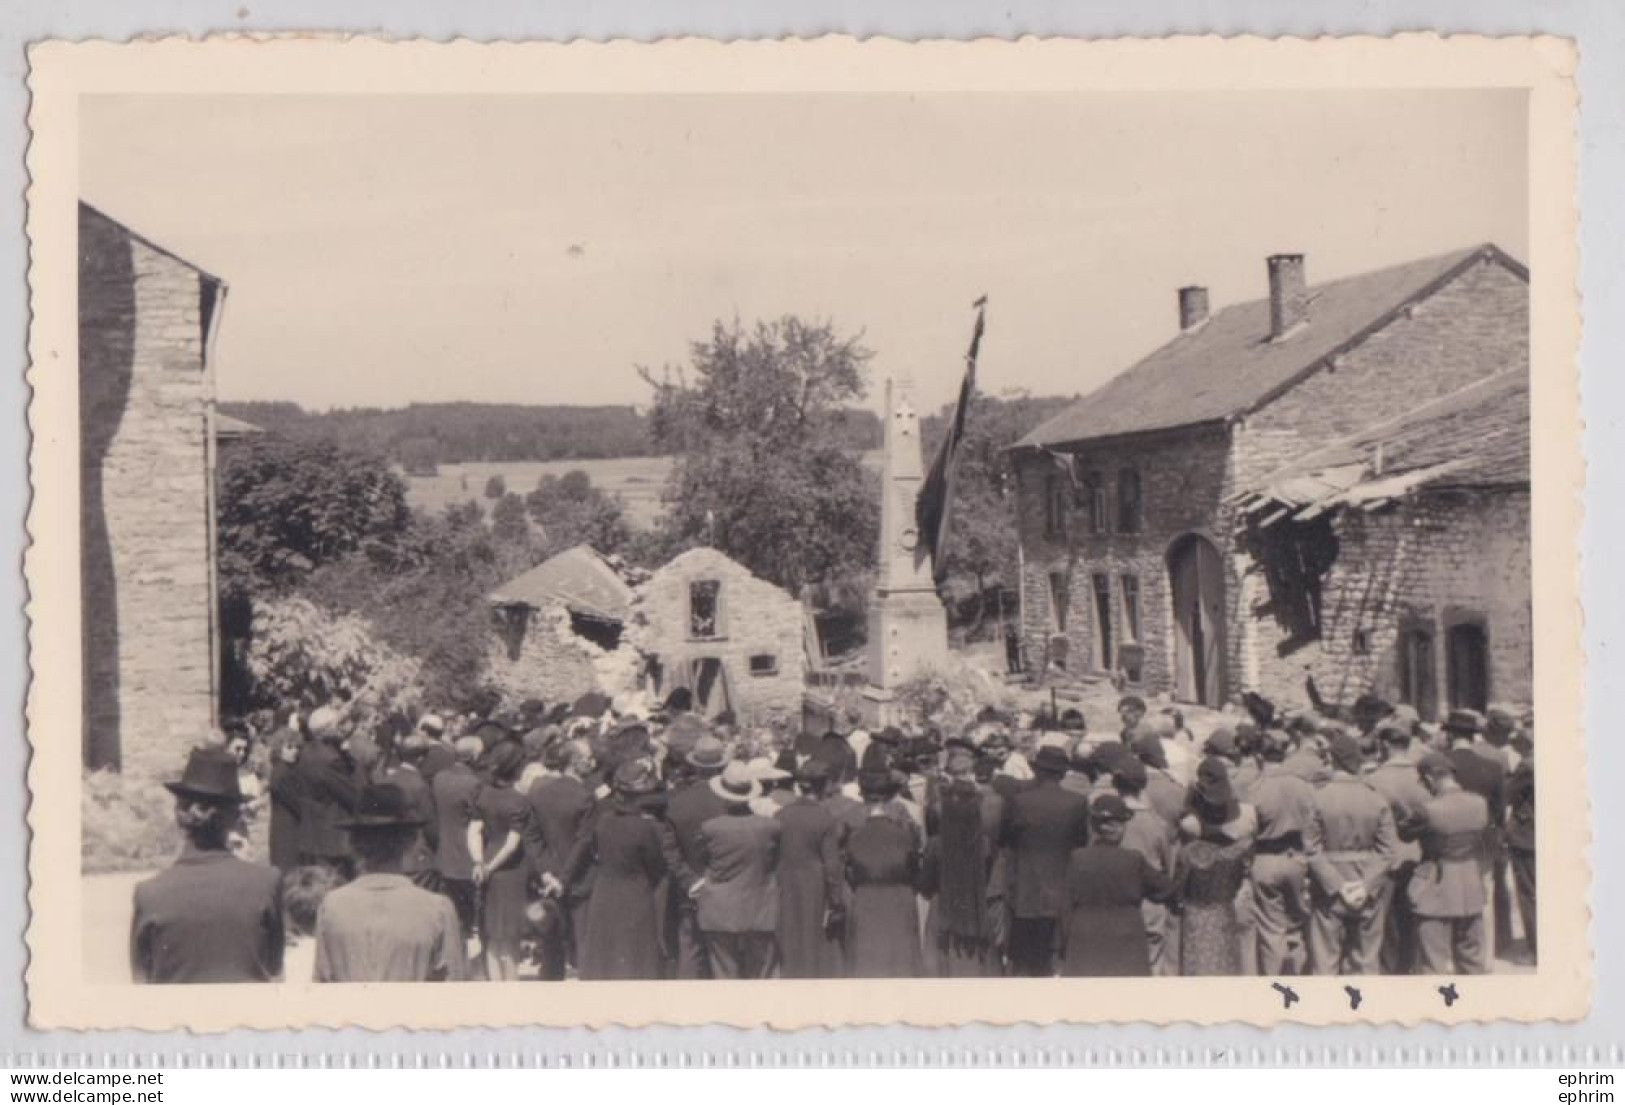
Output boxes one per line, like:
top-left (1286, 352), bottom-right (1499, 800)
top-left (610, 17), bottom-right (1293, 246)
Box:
top-left (525, 738), bottom-right (597, 980)
top-left (131, 748), bottom-right (285, 983)
top-left (293, 706), bottom-right (361, 879)
top-left (430, 735), bottom-right (485, 938)
top-left (384, 737), bottom-right (440, 888)
top-left (774, 758), bottom-right (846, 978)
top-left (661, 734), bottom-right (732, 979)
top-left (694, 761), bottom-right (783, 979)
top-left (999, 744), bottom-right (1090, 977)
top-left (413, 713), bottom-right (456, 785)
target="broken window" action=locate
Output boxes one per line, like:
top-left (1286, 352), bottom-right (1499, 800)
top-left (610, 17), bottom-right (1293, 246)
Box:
top-left (1246, 515), bottom-right (1339, 652)
top-left (749, 653), bottom-right (779, 677)
top-left (1117, 468), bottom-right (1143, 533)
top-left (689, 579), bottom-right (722, 639)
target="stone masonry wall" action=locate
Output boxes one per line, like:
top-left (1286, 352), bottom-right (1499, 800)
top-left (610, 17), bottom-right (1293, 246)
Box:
top-left (1013, 252), bottom-right (1527, 709)
top-left (79, 206), bottom-right (216, 777)
top-left (1014, 424), bottom-right (1240, 699)
top-left (1248, 490), bottom-right (1531, 717)
top-left (485, 604), bottom-right (603, 706)
top-left (627, 547), bottom-right (805, 725)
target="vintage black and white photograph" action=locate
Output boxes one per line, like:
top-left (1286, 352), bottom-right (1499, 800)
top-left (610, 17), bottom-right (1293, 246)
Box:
top-left (23, 35), bottom-right (1584, 1029)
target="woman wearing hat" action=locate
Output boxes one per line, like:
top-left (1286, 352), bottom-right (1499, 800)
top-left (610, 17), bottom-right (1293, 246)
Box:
top-left (844, 770), bottom-right (925, 978)
top-left (1059, 794), bottom-right (1174, 976)
top-left (130, 747), bottom-right (285, 984)
top-left (1172, 756), bottom-right (1257, 976)
top-left (562, 760), bottom-right (670, 980)
top-left (466, 740), bottom-right (532, 981)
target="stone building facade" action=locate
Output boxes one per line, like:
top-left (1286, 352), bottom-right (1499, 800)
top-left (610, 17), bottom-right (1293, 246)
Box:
top-left (626, 547), bottom-right (805, 724)
top-left (79, 203), bottom-right (227, 775)
top-left (1011, 244), bottom-right (1528, 713)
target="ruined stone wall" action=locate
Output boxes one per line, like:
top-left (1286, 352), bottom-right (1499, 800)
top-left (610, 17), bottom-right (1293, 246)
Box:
top-left (1247, 490), bottom-right (1531, 718)
top-left (628, 547), bottom-right (805, 725)
top-left (485, 605), bottom-right (604, 707)
top-left (79, 206), bottom-right (216, 777)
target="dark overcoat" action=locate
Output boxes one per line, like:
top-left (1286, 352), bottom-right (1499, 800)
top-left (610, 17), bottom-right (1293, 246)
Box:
top-left (525, 774), bottom-right (595, 900)
top-left (566, 801), bottom-right (668, 980)
top-left (266, 760), bottom-right (306, 871)
top-left (1060, 843), bottom-right (1172, 977)
top-left (130, 848), bottom-right (285, 983)
top-left (775, 797), bottom-right (845, 978)
top-left (845, 813), bottom-right (923, 978)
top-left (293, 740), bottom-right (359, 862)
top-left (1000, 778), bottom-right (1090, 920)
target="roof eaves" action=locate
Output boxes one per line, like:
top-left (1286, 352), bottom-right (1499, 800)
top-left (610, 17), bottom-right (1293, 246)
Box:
top-left (1007, 416), bottom-right (1230, 455)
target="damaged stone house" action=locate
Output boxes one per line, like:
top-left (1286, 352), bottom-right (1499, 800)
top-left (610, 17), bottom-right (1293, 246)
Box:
top-left (625, 547), bottom-right (805, 724)
top-left (79, 202), bottom-right (230, 776)
top-left (487, 544), bottom-right (637, 704)
top-left (1010, 243), bottom-right (1528, 712)
top-left (1234, 370), bottom-right (1530, 718)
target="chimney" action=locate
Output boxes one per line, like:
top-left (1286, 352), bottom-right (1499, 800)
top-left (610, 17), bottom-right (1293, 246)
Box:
top-left (1178, 285), bottom-right (1209, 332)
top-left (1267, 253), bottom-right (1307, 340)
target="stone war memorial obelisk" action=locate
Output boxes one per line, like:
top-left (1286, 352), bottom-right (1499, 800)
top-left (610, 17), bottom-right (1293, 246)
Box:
top-left (861, 371), bottom-right (950, 725)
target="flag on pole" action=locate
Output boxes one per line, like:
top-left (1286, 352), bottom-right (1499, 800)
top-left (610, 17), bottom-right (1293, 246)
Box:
top-left (916, 297), bottom-right (986, 585)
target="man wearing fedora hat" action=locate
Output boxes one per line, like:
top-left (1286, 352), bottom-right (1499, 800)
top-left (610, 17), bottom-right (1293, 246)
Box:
top-left (692, 761), bottom-right (783, 979)
top-left (314, 784), bottom-right (467, 982)
top-left (130, 747), bottom-right (285, 984)
top-left (660, 733), bottom-right (733, 979)
top-left (999, 743), bottom-right (1090, 977)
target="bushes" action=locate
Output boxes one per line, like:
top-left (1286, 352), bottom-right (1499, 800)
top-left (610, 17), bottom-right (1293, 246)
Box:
top-left (82, 769), bottom-right (179, 874)
top-left (891, 654), bottom-right (1017, 736)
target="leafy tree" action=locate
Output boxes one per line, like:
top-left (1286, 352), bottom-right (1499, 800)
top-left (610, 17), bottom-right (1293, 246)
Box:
top-left (641, 316), bottom-right (879, 593)
top-left (484, 474), bottom-right (507, 499)
top-left (301, 503), bottom-right (542, 711)
top-left (216, 435), bottom-right (411, 597)
top-left (491, 491), bottom-right (531, 543)
top-left (244, 595), bottom-right (423, 716)
top-left (919, 390), bottom-right (1079, 630)
top-left (526, 469), bottom-right (631, 556)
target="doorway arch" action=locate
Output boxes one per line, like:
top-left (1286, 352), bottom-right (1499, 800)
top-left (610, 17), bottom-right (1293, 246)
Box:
top-left (1167, 533), bottom-right (1228, 706)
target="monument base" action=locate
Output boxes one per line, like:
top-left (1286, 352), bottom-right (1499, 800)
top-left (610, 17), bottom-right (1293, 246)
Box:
top-left (863, 586), bottom-right (950, 722)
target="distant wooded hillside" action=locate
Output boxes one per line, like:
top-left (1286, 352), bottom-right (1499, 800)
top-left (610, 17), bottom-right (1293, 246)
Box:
top-left (221, 401), bottom-right (886, 468)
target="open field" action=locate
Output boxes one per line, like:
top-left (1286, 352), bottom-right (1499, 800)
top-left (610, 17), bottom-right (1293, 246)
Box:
top-left (405, 456), bottom-right (675, 529)
top-left (406, 451), bottom-right (884, 531)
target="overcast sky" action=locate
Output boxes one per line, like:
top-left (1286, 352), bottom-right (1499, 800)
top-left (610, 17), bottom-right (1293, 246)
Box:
top-left (80, 91), bottom-right (1526, 414)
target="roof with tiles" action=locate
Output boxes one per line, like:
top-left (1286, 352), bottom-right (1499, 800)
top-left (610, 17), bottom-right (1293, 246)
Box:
top-left (1016, 244), bottom-right (1526, 450)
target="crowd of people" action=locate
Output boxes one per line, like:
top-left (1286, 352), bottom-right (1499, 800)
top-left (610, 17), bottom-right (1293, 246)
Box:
top-left (128, 689), bottom-right (1536, 985)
